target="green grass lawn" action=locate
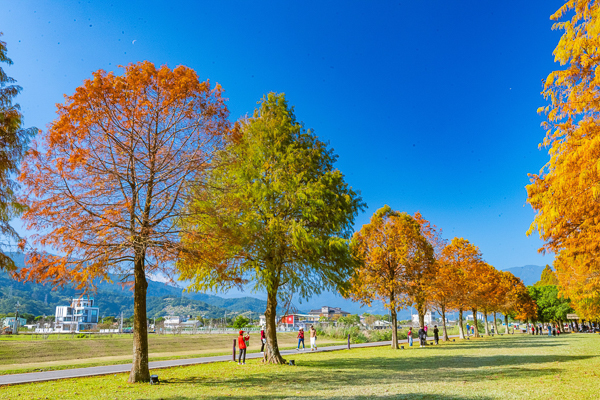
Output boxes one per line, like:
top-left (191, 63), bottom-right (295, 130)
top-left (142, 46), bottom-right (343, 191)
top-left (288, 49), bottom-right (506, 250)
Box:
top-left (1, 333), bottom-right (598, 399)
top-left (0, 332), bottom-right (345, 375)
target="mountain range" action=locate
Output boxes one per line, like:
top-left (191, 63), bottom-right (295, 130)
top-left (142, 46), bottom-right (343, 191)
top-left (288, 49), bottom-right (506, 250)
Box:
top-left (0, 252), bottom-right (546, 319)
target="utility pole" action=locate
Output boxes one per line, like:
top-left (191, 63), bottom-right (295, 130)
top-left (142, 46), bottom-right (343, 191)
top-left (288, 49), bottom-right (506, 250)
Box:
top-left (120, 311), bottom-right (123, 334)
top-left (14, 301), bottom-right (20, 335)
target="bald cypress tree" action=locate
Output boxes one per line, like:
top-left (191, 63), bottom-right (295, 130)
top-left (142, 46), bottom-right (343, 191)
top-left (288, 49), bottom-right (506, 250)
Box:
top-left (0, 33), bottom-right (36, 270)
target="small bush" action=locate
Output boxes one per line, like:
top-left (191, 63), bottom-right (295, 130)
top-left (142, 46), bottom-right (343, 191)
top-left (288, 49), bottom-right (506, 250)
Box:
top-left (76, 333), bottom-right (87, 339)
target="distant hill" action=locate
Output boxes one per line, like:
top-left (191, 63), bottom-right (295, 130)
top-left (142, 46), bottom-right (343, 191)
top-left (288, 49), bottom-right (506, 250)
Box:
top-left (503, 265), bottom-right (546, 286)
top-left (0, 253), bottom-right (267, 318)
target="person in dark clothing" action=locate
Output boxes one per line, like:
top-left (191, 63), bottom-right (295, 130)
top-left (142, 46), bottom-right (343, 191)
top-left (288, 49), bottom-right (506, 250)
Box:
top-left (418, 327), bottom-right (426, 347)
top-left (238, 330), bottom-right (249, 365)
top-left (433, 325), bottom-right (440, 345)
top-left (260, 326), bottom-right (266, 353)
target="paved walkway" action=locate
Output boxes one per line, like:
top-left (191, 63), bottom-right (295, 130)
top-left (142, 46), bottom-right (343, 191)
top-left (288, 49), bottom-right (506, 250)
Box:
top-left (0, 335), bottom-right (460, 386)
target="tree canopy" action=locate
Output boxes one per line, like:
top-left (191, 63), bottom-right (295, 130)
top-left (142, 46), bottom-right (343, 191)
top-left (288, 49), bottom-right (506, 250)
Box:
top-left (0, 33), bottom-right (36, 271)
top-left (348, 206), bottom-right (433, 348)
top-left (17, 61), bottom-right (230, 382)
top-left (178, 92), bottom-right (364, 363)
top-left (527, 0), bottom-right (600, 320)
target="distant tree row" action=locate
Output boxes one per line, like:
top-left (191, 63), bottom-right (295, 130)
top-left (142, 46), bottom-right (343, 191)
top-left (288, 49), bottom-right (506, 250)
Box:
top-left (346, 206), bottom-right (536, 348)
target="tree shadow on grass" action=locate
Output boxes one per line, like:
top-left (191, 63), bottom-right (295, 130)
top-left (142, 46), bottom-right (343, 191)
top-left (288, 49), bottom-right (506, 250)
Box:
top-left (137, 394), bottom-right (497, 400)
top-left (435, 336), bottom-right (569, 350)
top-left (157, 353), bottom-right (588, 396)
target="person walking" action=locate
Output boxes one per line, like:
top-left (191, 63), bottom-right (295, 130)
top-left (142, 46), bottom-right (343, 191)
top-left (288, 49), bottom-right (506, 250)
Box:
top-left (548, 324), bottom-right (552, 337)
top-left (310, 325), bottom-right (317, 351)
top-left (260, 325), bottom-right (266, 353)
top-left (408, 327), bottom-right (413, 347)
top-left (466, 322), bottom-right (470, 337)
top-left (418, 327), bottom-right (426, 347)
top-left (433, 325), bottom-right (439, 345)
top-left (238, 330), bottom-right (249, 365)
top-left (297, 327), bottom-right (305, 350)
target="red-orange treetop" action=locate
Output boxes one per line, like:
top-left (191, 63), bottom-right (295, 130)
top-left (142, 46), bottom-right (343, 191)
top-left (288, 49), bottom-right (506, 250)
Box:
top-left (16, 61), bottom-right (230, 288)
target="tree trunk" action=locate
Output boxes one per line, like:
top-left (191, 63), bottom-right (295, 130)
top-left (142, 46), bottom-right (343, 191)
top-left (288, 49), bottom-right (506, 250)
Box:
top-left (417, 304), bottom-right (426, 329)
top-left (483, 311), bottom-right (489, 336)
top-left (391, 307), bottom-right (398, 349)
top-left (504, 315), bottom-right (509, 334)
top-left (492, 312), bottom-right (498, 335)
top-left (471, 308), bottom-right (479, 337)
top-left (458, 309), bottom-right (465, 339)
top-left (264, 289), bottom-right (285, 364)
top-left (128, 251), bottom-right (150, 383)
top-left (441, 305), bottom-right (448, 341)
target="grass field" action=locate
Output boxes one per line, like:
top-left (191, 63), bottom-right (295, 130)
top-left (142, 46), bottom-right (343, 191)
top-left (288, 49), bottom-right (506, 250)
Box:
top-left (0, 332), bottom-right (346, 375)
top-left (1, 333), bottom-right (598, 399)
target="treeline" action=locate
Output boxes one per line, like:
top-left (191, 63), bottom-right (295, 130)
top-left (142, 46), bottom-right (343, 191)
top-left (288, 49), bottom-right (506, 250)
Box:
top-left (347, 206), bottom-right (536, 348)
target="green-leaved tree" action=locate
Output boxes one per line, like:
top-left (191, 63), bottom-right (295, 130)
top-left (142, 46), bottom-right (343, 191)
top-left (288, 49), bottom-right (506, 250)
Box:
top-left (178, 93), bottom-right (365, 363)
top-left (0, 33), bottom-right (35, 270)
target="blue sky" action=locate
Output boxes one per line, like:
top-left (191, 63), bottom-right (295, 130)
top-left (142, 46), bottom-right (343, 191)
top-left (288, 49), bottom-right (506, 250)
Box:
top-left (1, 0), bottom-right (565, 270)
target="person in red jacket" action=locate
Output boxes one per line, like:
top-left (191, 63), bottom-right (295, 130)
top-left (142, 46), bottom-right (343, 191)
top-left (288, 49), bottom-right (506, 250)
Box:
top-left (238, 330), bottom-right (249, 365)
top-left (297, 327), bottom-right (305, 350)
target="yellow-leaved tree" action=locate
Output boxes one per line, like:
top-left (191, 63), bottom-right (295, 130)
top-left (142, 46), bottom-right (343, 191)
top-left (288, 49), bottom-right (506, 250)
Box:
top-left (527, 0), bottom-right (600, 320)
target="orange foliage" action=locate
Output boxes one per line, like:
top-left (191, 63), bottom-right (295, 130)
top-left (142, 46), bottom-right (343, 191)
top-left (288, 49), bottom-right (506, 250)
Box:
top-left (16, 61), bottom-right (230, 382)
top-left (527, 0), bottom-right (600, 319)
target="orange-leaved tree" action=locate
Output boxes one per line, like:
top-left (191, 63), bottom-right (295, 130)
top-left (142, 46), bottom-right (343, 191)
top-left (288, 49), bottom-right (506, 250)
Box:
top-left (16, 62), bottom-right (230, 383)
top-left (527, 0), bottom-right (600, 320)
top-left (349, 206), bottom-right (433, 349)
top-left (413, 212), bottom-right (445, 330)
top-left (428, 255), bottom-right (457, 341)
top-left (441, 237), bottom-right (484, 339)
top-left (497, 271), bottom-right (523, 334)
top-left (473, 263), bottom-right (501, 336)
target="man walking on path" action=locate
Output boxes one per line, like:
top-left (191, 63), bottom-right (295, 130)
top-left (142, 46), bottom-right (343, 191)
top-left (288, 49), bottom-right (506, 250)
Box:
top-left (310, 325), bottom-right (317, 351)
top-left (238, 330), bottom-right (249, 365)
top-left (408, 327), bottom-right (413, 346)
top-left (548, 325), bottom-right (552, 337)
top-left (433, 325), bottom-right (439, 345)
top-left (297, 327), bottom-right (305, 350)
top-left (466, 323), bottom-right (470, 337)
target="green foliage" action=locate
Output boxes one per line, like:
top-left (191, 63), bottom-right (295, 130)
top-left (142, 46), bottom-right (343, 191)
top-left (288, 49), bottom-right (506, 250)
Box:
top-left (233, 315), bottom-right (250, 329)
top-left (528, 285), bottom-right (573, 322)
top-left (337, 314), bottom-right (360, 326)
top-left (180, 92), bottom-right (365, 302)
top-left (0, 34), bottom-right (36, 271)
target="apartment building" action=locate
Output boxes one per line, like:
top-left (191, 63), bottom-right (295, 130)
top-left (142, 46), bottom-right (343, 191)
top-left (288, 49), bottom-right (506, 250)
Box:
top-left (55, 297), bottom-right (99, 332)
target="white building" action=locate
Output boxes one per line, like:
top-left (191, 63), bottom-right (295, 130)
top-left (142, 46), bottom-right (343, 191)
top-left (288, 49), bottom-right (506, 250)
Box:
top-left (412, 310), bottom-right (436, 325)
top-left (466, 312), bottom-right (484, 321)
top-left (55, 297), bottom-right (99, 332)
top-left (163, 316), bottom-right (200, 330)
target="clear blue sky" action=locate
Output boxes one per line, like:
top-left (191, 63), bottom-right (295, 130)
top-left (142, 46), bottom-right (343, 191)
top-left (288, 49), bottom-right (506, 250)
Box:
top-left (1, 0), bottom-right (565, 270)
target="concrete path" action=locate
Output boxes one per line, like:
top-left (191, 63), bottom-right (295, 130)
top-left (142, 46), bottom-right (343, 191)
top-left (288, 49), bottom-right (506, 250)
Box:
top-left (0, 335), bottom-right (460, 386)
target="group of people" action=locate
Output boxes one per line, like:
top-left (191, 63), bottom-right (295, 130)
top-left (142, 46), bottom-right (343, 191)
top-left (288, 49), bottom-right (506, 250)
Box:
top-left (236, 324), bottom-right (319, 364)
top-left (295, 325), bottom-right (318, 351)
top-left (528, 324), bottom-right (561, 336)
top-left (407, 325), bottom-right (440, 347)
